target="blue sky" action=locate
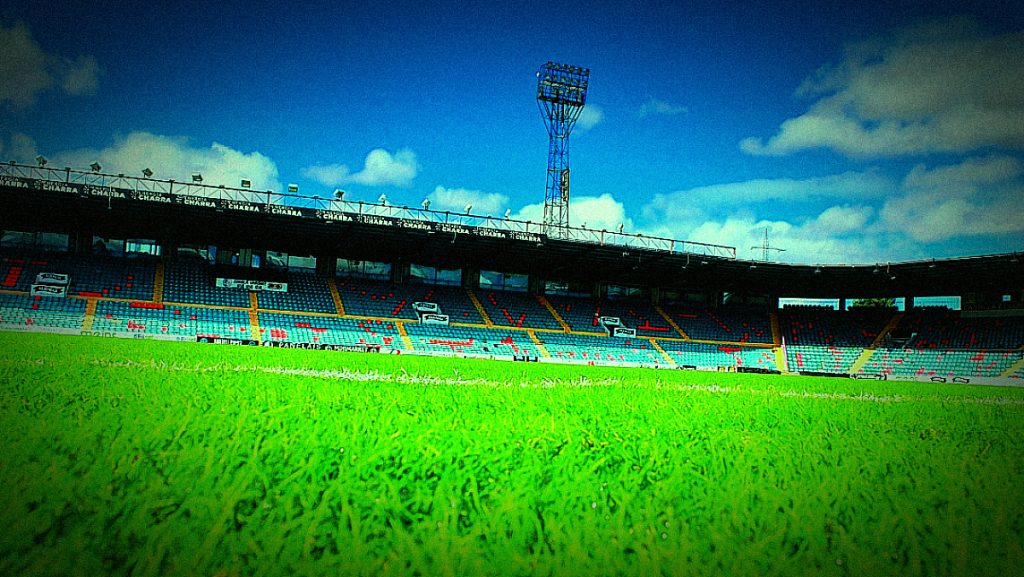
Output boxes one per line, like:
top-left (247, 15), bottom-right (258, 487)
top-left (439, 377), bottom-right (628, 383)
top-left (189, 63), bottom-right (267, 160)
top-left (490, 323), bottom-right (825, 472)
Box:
top-left (2, 0), bottom-right (1023, 264)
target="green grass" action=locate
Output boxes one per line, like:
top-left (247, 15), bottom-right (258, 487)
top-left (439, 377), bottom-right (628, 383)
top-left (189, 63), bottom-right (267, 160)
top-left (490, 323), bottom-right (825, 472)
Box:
top-left (1, 332), bottom-right (1022, 576)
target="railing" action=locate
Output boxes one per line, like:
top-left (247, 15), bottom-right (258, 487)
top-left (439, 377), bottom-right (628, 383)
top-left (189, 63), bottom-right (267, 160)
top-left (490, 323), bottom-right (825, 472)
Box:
top-left (0, 161), bottom-right (737, 259)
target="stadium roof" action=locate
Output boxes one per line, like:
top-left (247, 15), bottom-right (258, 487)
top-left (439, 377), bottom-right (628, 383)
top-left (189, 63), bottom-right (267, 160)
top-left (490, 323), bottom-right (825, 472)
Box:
top-left (1, 166), bottom-right (1021, 299)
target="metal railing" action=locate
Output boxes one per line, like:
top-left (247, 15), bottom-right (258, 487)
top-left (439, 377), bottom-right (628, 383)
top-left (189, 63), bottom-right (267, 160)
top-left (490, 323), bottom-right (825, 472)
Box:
top-left (0, 161), bottom-right (737, 259)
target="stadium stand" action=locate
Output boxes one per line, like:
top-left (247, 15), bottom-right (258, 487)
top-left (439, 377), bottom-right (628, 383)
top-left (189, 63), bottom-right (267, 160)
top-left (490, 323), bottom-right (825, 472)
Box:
top-left (894, 309), bottom-right (1024, 350)
top-left (0, 292), bottom-right (87, 330)
top-left (537, 332), bottom-right (664, 365)
top-left (92, 300), bottom-right (250, 338)
top-left (781, 306), bottom-right (894, 347)
top-left (405, 323), bottom-right (537, 357)
top-left (258, 312), bottom-right (404, 349)
top-left (163, 259), bottom-right (251, 307)
top-left (2, 252), bottom-right (156, 300)
top-left (256, 270), bottom-right (336, 313)
top-left (659, 340), bottom-right (777, 371)
top-left (665, 305), bottom-right (773, 343)
top-left (2, 244), bottom-right (1022, 380)
top-left (545, 296), bottom-right (674, 335)
top-left (335, 279), bottom-right (484, 323)
top-left (786, 345), bottom-right (862, 374)
top-left (862, 348), bottom-right (1022, 379)
top-left (476, 289), bottom-right (562, 331)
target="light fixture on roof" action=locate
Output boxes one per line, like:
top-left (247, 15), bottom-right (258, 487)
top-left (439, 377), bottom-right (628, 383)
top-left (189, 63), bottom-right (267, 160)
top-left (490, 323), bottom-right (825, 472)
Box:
top-left (191, 173), bottom-right (203, 183)
top-left (504, 208), bottom-right (511, 219)
top-left (618, 223), bottom-right (624, 234)
top-left (378, 193), bottom-right (387, 205)
top-left (421, 198), bottom-right (430, 210)
top-left (142, 168), bottom-right (153, 178)
top-left (334, 189), bottom-right (345, 200)
top-left (288, 183), bottom-right (298, 193)
top-left (814, 267), bottom-right (822, 274)
top-left (90, 162), bottom-right (101, 172)
top-left (240, 179), bottom-right (251, 188)
top-left (464, 203), bottom-right (473, 213)
top-left (36, 155), bottom-right (47, 167)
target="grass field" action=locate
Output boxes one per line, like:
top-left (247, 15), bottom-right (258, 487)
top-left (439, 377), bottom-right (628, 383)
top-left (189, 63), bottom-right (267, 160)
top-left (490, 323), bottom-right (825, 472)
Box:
top-left (1, 332), bottom-right (1023, 576)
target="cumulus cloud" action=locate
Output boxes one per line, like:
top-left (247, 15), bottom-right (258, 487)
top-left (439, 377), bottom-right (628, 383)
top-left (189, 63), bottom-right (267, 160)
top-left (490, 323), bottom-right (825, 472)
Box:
top-left (641, 169), bottom-right (893, 231)
top-left (3, 132), bottom-right (40, 163)
top-left (0, 22), bottom-right (100, 108)
top-left (638, 97), bottom-right (688, 118)
top-left (428, 186), bottom-right (509, 215)
top-left (51, 132), bottom-right (282, 192)
top-left (513, 193), bottom-right (633, 231)
top-left (879, 155), bottom-right (1024, 243)
top-left (576, 105), bottom-right (604, 131)
top-left (636, 155), bottom-right (1024, 263)
top-left (741, 18), bottom-right (1024, 157)
top-left (302, 148), bottom-right (418, 188)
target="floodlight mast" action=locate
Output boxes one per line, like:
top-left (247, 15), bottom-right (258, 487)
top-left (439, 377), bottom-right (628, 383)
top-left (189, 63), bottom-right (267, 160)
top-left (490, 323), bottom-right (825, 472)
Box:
top-left (537, 61), bottom-right (589, 237)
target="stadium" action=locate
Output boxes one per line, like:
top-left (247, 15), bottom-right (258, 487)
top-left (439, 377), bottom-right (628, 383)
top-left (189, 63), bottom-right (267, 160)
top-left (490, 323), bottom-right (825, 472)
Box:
top-left (3, 141), bottom-right (1024, 576)
top-left (2, 158), bottom-right (1022, 381)
top-left (2, 8), bottom-right (1024, 575)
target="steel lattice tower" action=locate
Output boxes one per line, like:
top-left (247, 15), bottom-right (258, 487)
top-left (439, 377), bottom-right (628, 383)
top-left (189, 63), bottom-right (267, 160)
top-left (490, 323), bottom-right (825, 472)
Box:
top-left (536, 61), bottom-right (589, 235)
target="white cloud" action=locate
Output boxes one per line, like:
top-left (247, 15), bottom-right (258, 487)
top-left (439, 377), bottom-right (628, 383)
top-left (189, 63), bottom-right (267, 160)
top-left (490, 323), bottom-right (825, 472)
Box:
top-left (302, 148), bottom-right (418, 188)
top-left (51, 132), bottom-right (281, 192)
top-left (60, 55), bottom-right (100, 96)
top-left (428, 186), bottom-right (509, 215)
top-left (641, 169), bottom-right (893, 230)
top-left (880, 155), bottom-right (1024, 243)
top-left (0, 22), bottom-right (100, 108)
top-left (3, 132), bottom-right (40, 163)
top-left (742, 19), bottom-right (1024, 157)
top-left (513, 193), bottom-right (632, 231)
top-left (639, 97), bottom-right (688, 118)
top-left (576, 105), bottom-right (604, 131)
top-left (637, 156), bottom-right (1024, 263)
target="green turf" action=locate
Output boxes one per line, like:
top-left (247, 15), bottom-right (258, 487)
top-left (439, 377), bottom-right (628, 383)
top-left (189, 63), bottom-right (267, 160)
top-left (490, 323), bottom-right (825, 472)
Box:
top-left (1, 332), bottom-right (1022, 576)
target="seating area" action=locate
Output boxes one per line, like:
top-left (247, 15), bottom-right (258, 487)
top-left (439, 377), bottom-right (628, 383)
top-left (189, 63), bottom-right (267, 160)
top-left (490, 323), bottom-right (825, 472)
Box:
top-left (537, 333), bottom-right (664, 365)
top-left (163, 259), bottom-right (251, 307)
top-left (476, 290), bottom-right (562, 331)
top-left (256, 270), bottom-right (336, 314)
top-left (896, 310), bottom-right (1024, 350)
top-left (786, 345), bottom-right (863, 374)
top-left (92, 301), bottom-right (250, 338)
top-left (660, 340), bottom-right (777, 371)
top-left (545, 296), bottom-right (673, 335)
top-left (3, 250), bottom-right (1024, 379)
top-left (258, 312), bottom-right (404, 349)
top-left (2, 253), bottom-right (156, 300)
top-left (405, 324), bottom-right (537, 357)
top-left (666, 306), bottom-right (773, 344)
top-left (335, 279), bottom-right (484, 323)
top-left (781, 308), bottom-right (893, 347)
top-left (862, 348), bottom-right (1022, 379)
top-left (0, 293), bottom-right (86, 330)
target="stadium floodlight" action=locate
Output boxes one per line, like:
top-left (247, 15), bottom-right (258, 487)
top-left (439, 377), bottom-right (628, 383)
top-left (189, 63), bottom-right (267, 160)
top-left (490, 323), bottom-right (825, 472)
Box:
top-left (464, 203), bottom-right (473, 214)
top-left (288, 184), bottom-right (298, 193)
top-left (36, 155), bottom-right (47, 167)
top-left (421, 198), bottom-right (430, 210)
top-left (537, 61), bottom-right (589, 235)
top-left (378, 193), bottom-right (388, 205)
top-left (617, 223), bottom-right (624, 234)
top-left (90, 162), bottom-right (101, 172)
top-left (192, 173), bottom-right (203, 183)
top-left (504, 208), bottom-right (511, 219)
top-left (240, 179), bottom-right (251, 188)
top-left (142, 168), bottom-right (153, 178)
top-left (334, 189), bottom-right (345, 200)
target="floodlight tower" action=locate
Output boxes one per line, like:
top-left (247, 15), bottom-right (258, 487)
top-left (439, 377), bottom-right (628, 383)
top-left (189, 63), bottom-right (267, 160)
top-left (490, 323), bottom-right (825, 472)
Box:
top-left (536, 61), bottom-right (589, 235)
